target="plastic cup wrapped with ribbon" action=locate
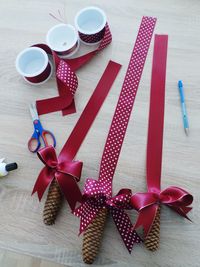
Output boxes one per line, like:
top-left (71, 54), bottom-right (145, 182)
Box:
top-left (75, 6), bottom-right (107, 45)
top-left (46, 24), bottom-right (80, 58)
top-left (15, 47), bottom-right (53, 85)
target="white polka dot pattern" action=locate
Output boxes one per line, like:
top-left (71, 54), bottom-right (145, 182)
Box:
top-left (98, 23), bottom-right (112, 51)
top-left (74, 16), bottom-right (156, 252)
top-left (79, 27), bottom-right (105, 44)
top-left (98, 16), bottom-right (157, 195)
top-left (74, 181), bottom-right (142, 251)
top-left (56, 59), bottom-right (78, 96)
top-left (111, 209), bottom-right (142, 252)
top-left (106, 190), bottom-right (142, 252)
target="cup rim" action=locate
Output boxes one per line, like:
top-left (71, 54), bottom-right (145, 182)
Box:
top-left (15, 47), bottom-right (49, 77)
top-left (46, 23), bottom-right (79, 52)
top-left (74, 6), bottom-right (107, 35)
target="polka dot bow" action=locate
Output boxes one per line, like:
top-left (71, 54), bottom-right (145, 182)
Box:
top-left (74, 178), bottom-right (142, 253)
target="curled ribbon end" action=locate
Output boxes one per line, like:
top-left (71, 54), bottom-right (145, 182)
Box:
top-left (31, 189), bottom-right (42, 202)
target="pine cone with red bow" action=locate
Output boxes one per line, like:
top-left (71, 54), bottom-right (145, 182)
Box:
top-left (82, 208), bottom-right (108, 264)
top-left (43, 179), bottom-right (63, 225)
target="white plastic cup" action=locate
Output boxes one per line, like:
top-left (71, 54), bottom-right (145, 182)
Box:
top-left (75, 6), bottom-right (107, 45)
top-left (46, 24), bottom-right (79, 58)
top-left (15, 47), bottom-right (52, 85)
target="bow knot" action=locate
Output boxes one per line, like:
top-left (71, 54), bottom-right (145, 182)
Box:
top-left (32, 146), bottom-right (83, 210)
top-left (74, 179), bottom-right (142, 252)
top-left (131, 186), bottom-right (193, 236)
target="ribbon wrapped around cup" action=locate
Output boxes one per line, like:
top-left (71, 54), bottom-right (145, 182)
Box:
top-left (16, 21), bottom-right (112, 116)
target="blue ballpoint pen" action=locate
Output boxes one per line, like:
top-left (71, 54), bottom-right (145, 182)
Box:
top-left (178, 80), bottom-right (189, 135)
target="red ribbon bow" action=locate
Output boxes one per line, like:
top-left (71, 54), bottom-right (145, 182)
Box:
top-left (74, 179), bottom-right (142, 253)
top-left (130, 35), bottom-right (193, 238)
top-left (131, 187), bottom-right (193, 236)
top-left (32, 146), bottom-right (83, 210)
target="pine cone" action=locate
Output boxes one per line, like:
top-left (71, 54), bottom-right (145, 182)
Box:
top-left (82, 208), bottom-right (108, 264)
top-left (144, 205), bottom-right (161, 251)
top-left (43, 178), bottom-right (63, 225)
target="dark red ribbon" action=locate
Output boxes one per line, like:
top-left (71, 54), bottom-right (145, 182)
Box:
top-left (130, 35), bottom-right (193, 237)
top-left (74, 179), bottom-right (142, 252)
top-left (74, 16), bottom-right (157, 252)
top-left (131, 187), bottom-right (193, 236)
top-left (32, 146), bottom-right (83, 210)
top-left (32, 60), bottom-right (121, 210)
top-left (78, 27), bottom-right (105, 44)
top-left (25, 62), bottom-right (52, 84)
top-left (34, 23), bottom-right (112, 116)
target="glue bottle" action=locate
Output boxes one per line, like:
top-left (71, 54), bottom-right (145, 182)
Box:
top-left (0, 158), bottom-right (18, 177)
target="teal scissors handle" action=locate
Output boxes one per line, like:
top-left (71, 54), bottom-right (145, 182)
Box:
top-left (28, 120), bottom-right (56, 153)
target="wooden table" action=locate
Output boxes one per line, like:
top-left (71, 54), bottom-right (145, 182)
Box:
top-left (0, 0), bottom-right (199, 266)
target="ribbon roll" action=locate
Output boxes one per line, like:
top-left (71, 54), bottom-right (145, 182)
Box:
top-left (15, 47), bottom-right (53, 85)
top-left (35, 22), bottom-right (112, 116)
top-left (16, 17), bottom-right (112, 116)
top-left (74, 16), bottom-right (157, 263)
top-left (75, 7), bottom-right (107, 45)
top-left (46, 24), bottom-right (80, 57)
top-left (130, 35), bottom-right (193, 250)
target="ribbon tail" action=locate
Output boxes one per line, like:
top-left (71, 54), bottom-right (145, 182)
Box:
top-left (32, 167), bottom-right (54, 201)
top-left (74, 201), bottom-right (102, 235)
top-left (132, 204), bottom-right (158, 237)
top-left (168, 206), bottom-right (193, 222)
top-left (56, 173), bottom-right (82, 211)
top-left (111, 209), bottom-right (142, 253)
top-left (56, 78), bottom-right (76, 116)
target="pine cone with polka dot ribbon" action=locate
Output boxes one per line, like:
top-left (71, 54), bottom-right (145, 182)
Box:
top-left (43, 178), bottom-right (63, 225)
top-left (144, 205), bottom-right (161, 251)
top-left (82, 208), bottom-right (108, 264)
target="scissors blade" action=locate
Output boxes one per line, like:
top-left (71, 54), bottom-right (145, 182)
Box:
top-left (29, 103), bottom-right (39, 121)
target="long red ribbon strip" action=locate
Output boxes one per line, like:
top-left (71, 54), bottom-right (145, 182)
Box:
top-left (146, 34), bottom-right (168, 192)
top-left (74, 16), bottom-right (157, 252)
top-left (32, 60), bottom-right (121, 210)
top-left (131, 35), bottom-right (193, 237)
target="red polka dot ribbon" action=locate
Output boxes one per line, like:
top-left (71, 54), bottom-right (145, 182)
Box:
top-left (74, 16), bottom-right (157, 252)
top-left (130, 35), bottom-right (193, 237)
top-left (32, 60), bottom-right (121, 210)
top-left (35, 24), bottom-right (112, 116)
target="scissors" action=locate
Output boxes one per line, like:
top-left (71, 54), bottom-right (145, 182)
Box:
top-left (28, 103), bottom-right (56, 153)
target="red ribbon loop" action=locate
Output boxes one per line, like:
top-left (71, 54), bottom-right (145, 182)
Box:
top-left (130, 35), bottom-right (193, 238)
top-left (130, 186), bottom-right (193, 236)
top-left (105, 188), bottom-right (132, 209)
top-left (74, 179), bottom-right (142, 252)
top-left (32, 146), bottom-right (83, 210)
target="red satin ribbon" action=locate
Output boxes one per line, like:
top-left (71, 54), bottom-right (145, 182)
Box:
top-left (32, 60), bottom-right (121, 210)
top-left (32, 146), bottom-right (83, 209)
top-left (130, 35), bottom-right (193, 237)
top-left (25, 62), bottom-right (51, 83)
top-left (74, 16), bottom-right (157, 252)
top-left (35, 23), bottom-right (112, 116)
